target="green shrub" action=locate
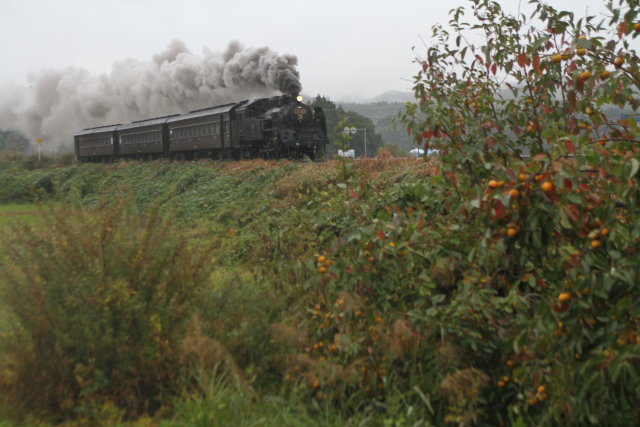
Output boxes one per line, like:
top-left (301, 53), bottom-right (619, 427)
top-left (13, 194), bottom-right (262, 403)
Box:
top-left (0, 200), bottom-right (212, 422)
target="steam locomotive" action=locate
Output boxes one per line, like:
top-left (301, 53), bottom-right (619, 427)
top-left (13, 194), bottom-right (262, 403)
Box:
top-left (74, 95), bottom-right (328, 162)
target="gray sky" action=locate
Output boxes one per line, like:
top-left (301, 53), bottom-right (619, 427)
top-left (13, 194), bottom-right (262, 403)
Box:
top-left (0, 0), bottom-right (611, 101)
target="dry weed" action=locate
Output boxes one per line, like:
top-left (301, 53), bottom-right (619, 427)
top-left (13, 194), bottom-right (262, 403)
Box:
top-left (439, 367), bottom-right (489, 403)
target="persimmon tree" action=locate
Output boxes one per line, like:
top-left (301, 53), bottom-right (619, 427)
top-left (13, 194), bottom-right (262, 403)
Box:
top-left (298, 0), bottom-right (640, 425)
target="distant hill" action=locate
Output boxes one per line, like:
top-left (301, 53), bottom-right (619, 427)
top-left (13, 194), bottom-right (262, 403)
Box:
top-left (337, 101), bottom-right (406, 122)
top-left (370, 90), bottom-right (415, 103)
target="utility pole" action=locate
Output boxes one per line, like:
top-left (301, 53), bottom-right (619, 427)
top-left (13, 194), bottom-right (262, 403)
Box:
top-left (343, 126), bottom-right (367, 157)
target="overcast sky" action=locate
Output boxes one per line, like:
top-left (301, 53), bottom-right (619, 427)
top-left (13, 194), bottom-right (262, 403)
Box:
top-left (0, 0), bottom-right (612, 101)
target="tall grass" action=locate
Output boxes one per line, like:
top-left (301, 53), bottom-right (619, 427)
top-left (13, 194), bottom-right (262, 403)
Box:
top-left (0, 155), bottom-right (441, 425)
top-left (0, 200), bottom-right (213, 422)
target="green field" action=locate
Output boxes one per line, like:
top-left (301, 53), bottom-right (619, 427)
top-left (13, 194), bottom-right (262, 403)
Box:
top-left (0, 204), bottom-right (42, 227)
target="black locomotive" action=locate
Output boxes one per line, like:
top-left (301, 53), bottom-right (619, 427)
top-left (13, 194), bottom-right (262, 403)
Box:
top-left (74, 95), bottom-right (328, 162)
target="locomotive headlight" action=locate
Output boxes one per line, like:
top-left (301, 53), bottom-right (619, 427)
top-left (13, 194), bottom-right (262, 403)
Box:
top-left (296, 95), bottom-right (303, 102)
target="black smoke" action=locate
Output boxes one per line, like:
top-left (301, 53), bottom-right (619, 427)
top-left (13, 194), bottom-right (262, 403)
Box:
top-left (0, 40), bottom-right (302, 152)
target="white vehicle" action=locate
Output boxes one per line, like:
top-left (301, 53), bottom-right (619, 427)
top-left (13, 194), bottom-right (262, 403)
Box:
top-left (409, 148), bottom-right (439, 157)
top-left (338, 149), bottom-right (356, 158)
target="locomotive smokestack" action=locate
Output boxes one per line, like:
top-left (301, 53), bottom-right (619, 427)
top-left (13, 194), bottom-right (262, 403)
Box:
top-left (0, 40), bottom-right (303, 152)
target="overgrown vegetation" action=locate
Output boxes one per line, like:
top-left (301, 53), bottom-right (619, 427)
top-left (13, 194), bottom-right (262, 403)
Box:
top-left (1, 201), bottom-right (214, 423)
top-left (0, 156), bottom-right (435, 425)
top-left (1, 0), bottom-right (640, 425)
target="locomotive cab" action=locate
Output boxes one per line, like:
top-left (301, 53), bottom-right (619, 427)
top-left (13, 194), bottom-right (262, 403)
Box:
top-left (234, 94), bottom-right (327, 159)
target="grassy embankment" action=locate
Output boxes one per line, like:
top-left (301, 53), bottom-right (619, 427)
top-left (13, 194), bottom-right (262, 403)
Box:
top-left (0, 155), bottom-right (437, 426)
top-left (2, 150), bottom-right (638, 426)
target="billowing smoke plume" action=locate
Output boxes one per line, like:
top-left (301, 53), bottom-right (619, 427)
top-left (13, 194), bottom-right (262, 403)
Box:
top-left (0, 40), bottom-right (302, 152)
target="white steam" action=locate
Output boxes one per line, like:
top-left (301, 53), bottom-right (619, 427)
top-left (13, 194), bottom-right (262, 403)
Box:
top-left (0, 40), bottom-right (301, 153)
